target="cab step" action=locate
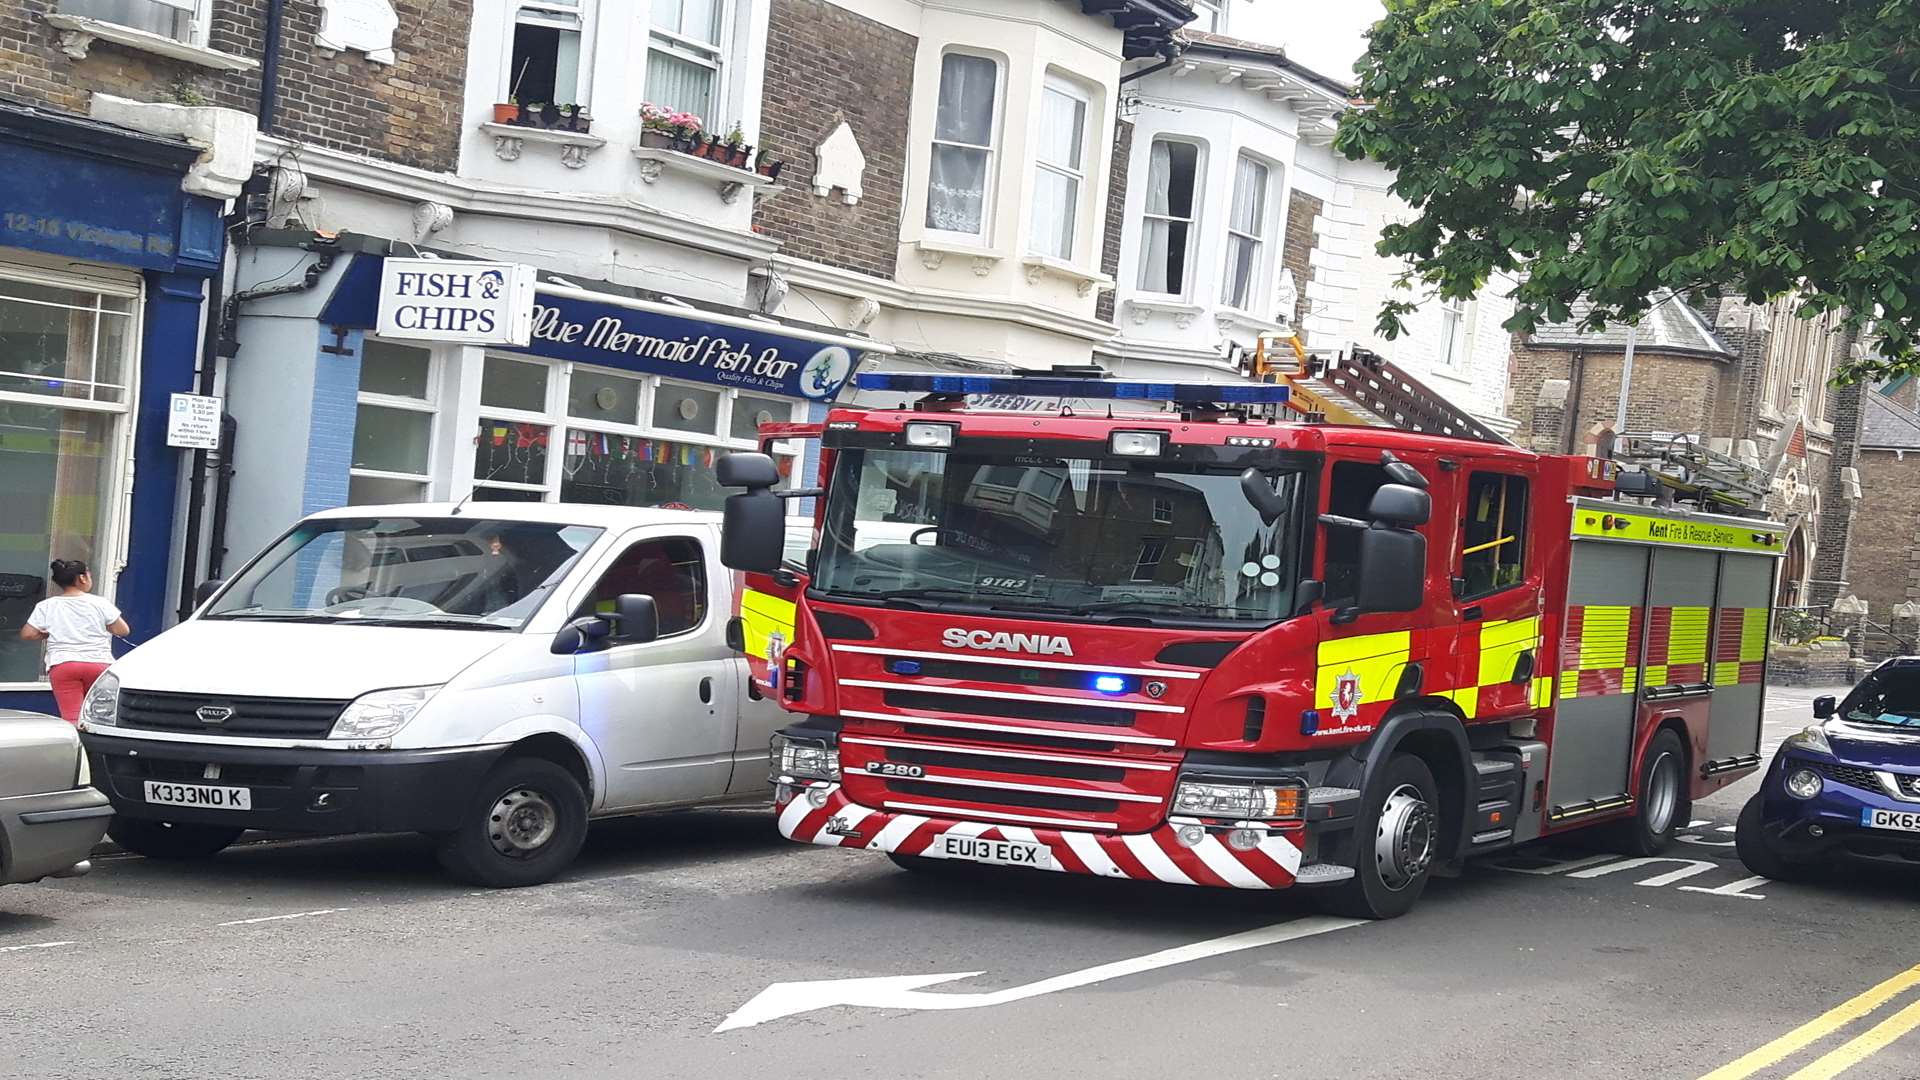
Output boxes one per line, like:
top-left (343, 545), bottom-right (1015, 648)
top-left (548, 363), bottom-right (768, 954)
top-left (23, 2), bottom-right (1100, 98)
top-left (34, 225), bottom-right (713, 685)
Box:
top-left (1293, 862), bottom-right (1355, 885)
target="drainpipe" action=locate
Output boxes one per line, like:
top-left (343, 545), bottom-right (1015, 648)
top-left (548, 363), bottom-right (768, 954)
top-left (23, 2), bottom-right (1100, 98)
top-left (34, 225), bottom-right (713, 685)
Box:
top-left (259, 0), bottom-right (286, 133)
top-left (1563, 348), bottom-right (1586, 455)
top-left (174, 196), bottom-right (248, 622)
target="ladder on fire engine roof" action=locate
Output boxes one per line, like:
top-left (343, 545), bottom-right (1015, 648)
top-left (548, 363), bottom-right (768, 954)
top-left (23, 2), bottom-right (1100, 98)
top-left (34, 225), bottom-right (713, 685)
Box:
top-left (1260, 342), bottom-right (1513, 445)
top-left (1607, 430), bottom-right (1771, 512)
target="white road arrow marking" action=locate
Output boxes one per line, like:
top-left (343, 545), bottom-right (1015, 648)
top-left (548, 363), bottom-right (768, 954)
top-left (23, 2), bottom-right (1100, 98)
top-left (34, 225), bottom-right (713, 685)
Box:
top-left (715, 915), bottom-right (1363, 1032)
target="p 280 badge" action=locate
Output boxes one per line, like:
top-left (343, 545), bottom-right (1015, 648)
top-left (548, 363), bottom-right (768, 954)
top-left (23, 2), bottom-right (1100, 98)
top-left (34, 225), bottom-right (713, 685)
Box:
top-left (865, 761), bottom-right (926, 778)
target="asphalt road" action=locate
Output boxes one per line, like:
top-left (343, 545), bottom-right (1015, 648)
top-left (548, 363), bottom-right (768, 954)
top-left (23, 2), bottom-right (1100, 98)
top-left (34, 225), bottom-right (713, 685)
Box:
top-left (6, 685), bottom-right (1919, 1080)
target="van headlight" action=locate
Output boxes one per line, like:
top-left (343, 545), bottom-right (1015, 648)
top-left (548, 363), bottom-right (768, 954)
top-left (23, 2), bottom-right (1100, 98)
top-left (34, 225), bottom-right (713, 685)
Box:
top-left (330, 685), bottom-right (440, 740)
top-left (82, 671), bottom-right (119, 727)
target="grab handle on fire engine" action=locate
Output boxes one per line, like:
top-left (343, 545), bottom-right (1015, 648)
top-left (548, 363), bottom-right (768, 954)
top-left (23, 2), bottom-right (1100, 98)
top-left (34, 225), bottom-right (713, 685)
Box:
top-left (1462, 605), bottom-right (1483, 621)
top-left (1511, 650), bottom-right (1535, 684)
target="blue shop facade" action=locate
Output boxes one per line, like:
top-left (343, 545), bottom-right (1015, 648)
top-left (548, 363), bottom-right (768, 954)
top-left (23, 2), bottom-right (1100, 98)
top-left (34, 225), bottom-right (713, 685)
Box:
top-left (0, 100), bottom-right (223, 712)
top-left (214, 243), bottom-right (883, 576)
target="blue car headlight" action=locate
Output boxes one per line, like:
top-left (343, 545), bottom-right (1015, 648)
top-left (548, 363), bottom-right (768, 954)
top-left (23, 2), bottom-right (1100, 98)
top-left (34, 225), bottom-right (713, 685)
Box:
top-left (1783, 724), bottom-right (1835, 756)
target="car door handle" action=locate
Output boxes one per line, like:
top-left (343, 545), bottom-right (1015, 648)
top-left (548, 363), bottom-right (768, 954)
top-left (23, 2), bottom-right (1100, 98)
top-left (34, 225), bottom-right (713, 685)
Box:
top-left (699, 676), bottom-right (713, 704)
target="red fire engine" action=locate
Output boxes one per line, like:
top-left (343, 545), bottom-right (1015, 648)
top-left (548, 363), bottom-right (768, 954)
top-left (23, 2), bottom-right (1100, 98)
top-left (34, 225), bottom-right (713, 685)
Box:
top-left (717, 369), bottom-right (1784, 918)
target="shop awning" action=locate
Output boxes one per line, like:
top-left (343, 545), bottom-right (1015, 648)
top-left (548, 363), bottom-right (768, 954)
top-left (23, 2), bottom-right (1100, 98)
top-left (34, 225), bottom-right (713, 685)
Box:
top-left (318, 250), bottom-right (893, 403)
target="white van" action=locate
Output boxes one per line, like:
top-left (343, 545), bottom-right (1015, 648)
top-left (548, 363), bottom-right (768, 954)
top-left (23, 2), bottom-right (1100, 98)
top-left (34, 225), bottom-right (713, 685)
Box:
top-left (76, 503), bottom-right (799, 887)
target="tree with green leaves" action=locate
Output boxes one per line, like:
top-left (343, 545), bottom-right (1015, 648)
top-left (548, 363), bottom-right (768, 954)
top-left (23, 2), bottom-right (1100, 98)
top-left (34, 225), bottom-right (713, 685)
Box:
top-left (1334, 0), bottom-right (1920, 382)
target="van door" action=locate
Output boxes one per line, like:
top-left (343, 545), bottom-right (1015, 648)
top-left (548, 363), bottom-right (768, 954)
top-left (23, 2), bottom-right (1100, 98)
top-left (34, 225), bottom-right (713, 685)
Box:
top-left (570, 531), bottom-right (736, 809)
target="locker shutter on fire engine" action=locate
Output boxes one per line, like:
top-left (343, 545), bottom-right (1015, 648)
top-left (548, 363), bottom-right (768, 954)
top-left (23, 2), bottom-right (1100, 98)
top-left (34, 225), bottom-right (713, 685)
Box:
top-left (1706, 554), bottom-right (1773, 767)
top-left (1549, 542), bottom-right (1648, 814)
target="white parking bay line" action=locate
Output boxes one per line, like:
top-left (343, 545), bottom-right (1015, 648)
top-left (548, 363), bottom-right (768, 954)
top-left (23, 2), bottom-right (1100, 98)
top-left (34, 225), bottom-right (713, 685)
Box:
top-left (217, 907), bottom-right (347, 927)
top-left (0, 940), bottom-right (76, 954)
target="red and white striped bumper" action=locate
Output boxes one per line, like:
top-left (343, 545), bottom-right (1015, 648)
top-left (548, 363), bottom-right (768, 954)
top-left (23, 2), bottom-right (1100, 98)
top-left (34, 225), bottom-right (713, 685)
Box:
top-left (776, 784), bottom-right (1304, 890)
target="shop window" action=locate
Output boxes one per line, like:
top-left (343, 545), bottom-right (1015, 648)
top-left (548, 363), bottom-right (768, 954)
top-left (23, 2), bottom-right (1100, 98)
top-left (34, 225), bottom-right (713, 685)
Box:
top-left (729, 392), bottom-right (793, 440)
top-left (1137, 139), bottom-right (1201, 296)
top-left (1461, 472), bottom-right (1528, 598)
top-left (926, 52), bottom-right (1001, 239)
top-left (1222, 154), bottom-right (1271, 310)
top-left (1029, 76), bottom-right (1090, 261)
top-left (59, 0), bottom-right (203, 44)
top-left (474, 417), bottom-right (552, 499)
top-left (575, 535), bottom-right (708, 639)
top-left (351, 340), bottom-right (435, 505)
top-left (482, 355), bottom-right (550, 412)
top-left (560, 431), bottom-right (732, 510)
top-left (567, 369), bottom-right (642, 424)
top-left (652, 383), bottom-right (720, 435)
top-left (510, 0), bottom-right (588, 107)
top-left (0, 271), bottom-right (135, 688)
top-left (647, 0), bottom-right (724, 120)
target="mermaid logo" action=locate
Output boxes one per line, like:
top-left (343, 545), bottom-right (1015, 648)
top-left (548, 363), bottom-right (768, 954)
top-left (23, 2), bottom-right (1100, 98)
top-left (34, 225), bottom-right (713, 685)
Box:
top-left (476, 270), bottom-right (505, 300)
top-left (798, 346), bottom-right (853, 399)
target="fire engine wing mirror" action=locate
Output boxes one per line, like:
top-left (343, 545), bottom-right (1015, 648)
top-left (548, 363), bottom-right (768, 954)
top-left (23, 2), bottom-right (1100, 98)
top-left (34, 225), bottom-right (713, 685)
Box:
top-left (1239, 468), bottom-right (1290, 525)
top-left (1379, 450), bottom-right (1428, 489)
top-left (1367, 483), bottom-right (1431, 527)
top-left (717, 451), bottom-right (781, 489)
top-left (722, 490), bottom-right (787, 572)
top-left (1356, 525), bottom-right (1425, 613)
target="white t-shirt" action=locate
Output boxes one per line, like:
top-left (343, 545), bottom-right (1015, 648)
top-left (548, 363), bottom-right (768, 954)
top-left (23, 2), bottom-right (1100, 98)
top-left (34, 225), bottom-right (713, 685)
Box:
top-left (27, 593), bottom-right (122, 668)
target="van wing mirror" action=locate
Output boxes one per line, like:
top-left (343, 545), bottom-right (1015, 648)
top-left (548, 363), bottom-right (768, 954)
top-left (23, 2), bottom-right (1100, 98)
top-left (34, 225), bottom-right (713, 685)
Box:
top-left (1239, 468), bottom-right (1290, 525)
top-left (613, 593), bottom-right (660, 644)
top-left (1367, 483), bottom-right (1431, 527)
top-left (1356, 525), bottom-right (1425, 613)
top-left (193, 579), bottom-right (224, 606)
top-left (552, 615), bottom-right (611, 655)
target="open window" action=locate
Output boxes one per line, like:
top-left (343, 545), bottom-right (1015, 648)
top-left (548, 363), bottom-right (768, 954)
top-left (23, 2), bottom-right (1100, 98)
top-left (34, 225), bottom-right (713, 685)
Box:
top-left (510, 0), bottom-right (588, 107)
top-left (1321, 460), bottom-right (1392, 607)
top-left (576, 536), bottom-right (708, 640)
top-left (1459, 472), bottom-right (1527, 598)
top-left (1138, 139), bottom-right (1201, 296)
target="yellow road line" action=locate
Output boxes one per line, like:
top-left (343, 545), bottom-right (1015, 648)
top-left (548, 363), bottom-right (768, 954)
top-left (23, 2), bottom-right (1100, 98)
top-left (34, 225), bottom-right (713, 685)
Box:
top-left (1696, 963), bottom-right (1920, 1080)
top-left (1782, 998), bottom-right (1920, 1080)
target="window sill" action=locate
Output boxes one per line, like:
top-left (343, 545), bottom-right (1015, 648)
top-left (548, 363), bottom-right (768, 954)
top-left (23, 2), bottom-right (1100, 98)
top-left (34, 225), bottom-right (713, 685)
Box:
top-left (1020, 255), bottom-right (1114, 297)
top-left (1123, 296), bottom-right (1207, 328)
top-left (914, 240), bottom-right (1003, 276)
top-left (630, 146), bottom-right (782, 204)
top-left (42, 13), bottom-right (259, 70)
top-left (1214, 307), bottom-right (1285, 335)
top-left (482, 122), bottom-right (608, 170)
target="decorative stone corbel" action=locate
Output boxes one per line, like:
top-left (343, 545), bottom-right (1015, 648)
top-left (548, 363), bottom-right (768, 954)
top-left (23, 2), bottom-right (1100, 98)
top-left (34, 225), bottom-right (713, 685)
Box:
top-left (411, 200), bottom-right (453, 241)
top-left (492, 134), bottom-right (524, 162)
top-left (636, 159), bottom-right (663, 183)
top-left (919, 249), bottom-right (945, 271)
top-left (847, 295), bottom-right (881, 332)
top-left (1129, 305), bottom-right (1152, 327)
top-left (970, 256), bottom-right (995, 277)
top-left (1024, 264), bottom-right (1044, 286)
top-left (719, 181), bottom-right (745, 204)
top-left (55, 28), bottom-right (94, 60)
top-left (560, 143), bottom-right (594, 170)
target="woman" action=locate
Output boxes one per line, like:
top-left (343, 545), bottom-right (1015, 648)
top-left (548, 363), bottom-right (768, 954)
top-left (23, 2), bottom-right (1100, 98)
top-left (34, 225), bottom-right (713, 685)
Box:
top-left (20, 559), bottom-right (130, 722)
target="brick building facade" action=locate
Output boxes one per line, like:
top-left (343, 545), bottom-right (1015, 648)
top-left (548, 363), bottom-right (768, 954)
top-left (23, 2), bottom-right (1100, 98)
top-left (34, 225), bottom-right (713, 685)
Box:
top-left (1, 0), bottom-right (469, 171)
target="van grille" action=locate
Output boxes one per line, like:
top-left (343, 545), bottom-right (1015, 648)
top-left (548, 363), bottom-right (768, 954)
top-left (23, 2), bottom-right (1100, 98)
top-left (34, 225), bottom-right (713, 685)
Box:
top-left (118, 690), bottom-right (347, 738)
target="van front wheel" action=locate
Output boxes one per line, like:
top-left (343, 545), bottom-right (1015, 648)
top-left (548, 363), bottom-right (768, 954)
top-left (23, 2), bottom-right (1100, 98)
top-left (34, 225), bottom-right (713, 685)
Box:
top-left (436, 757), bottom-right (588, 888)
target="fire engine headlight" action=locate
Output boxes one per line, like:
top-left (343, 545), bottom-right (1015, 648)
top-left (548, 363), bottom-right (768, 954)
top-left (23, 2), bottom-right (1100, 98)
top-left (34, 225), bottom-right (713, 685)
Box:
top-left (1108, 430), bottom-right (1167, 457)
top-left (771, 733), bottom-right (839, 783)
top-left (904, 422), bottom-right (955, 449)
top-left (1785, 768), bottom-right (1824, 800)
top-left (1172, 777), bottom-right (1305, 821)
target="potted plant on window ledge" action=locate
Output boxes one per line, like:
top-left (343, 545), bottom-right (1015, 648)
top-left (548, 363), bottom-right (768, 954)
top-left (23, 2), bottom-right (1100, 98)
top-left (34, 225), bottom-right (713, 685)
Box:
top-left (559, 104), bottom-right (592, 134)
top-left (640, 103), bottom-right (703, 150)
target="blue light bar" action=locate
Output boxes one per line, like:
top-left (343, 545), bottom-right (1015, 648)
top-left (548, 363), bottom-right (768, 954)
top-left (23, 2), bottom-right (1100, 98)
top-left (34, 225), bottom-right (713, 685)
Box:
top-left (855, 371), bottom-right (1290, 404)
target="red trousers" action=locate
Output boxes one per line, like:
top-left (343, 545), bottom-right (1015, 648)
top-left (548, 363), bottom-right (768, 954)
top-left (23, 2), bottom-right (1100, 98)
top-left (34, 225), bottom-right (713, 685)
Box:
top-left (49, 661), bottom-right (111, 723)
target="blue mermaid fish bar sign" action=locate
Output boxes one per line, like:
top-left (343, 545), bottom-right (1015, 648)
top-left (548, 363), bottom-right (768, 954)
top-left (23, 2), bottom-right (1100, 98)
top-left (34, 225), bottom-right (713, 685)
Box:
top-left (509, 287), bottom-right (861, 402)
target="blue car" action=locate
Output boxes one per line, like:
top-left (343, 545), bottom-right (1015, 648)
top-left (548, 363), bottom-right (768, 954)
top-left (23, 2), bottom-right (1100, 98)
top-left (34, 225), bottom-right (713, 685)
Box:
top-left (1737, 659), bottom-right (1920, 880)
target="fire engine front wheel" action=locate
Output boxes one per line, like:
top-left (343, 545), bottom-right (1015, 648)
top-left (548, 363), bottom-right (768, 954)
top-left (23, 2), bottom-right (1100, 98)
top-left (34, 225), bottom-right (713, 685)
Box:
top-left (1320, 753), bottom-right (1439, 920)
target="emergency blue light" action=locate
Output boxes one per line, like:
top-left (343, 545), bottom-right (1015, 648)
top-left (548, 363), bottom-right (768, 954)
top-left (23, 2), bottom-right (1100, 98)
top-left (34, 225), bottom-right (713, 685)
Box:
top-left (1092, 675), bottom-right (1128, 694)
top-left (855, 372), bottom-right (1290, 405)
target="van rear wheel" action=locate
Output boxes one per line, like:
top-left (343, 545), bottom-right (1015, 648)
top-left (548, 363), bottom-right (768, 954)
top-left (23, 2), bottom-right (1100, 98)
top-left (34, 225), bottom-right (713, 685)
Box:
top-left (436, 757), bottom-right (588, 888)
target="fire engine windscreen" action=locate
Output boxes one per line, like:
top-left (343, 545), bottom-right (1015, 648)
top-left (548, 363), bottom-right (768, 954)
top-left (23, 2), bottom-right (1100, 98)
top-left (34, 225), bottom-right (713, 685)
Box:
top-left (813, 449), bottom-right (1309, 623)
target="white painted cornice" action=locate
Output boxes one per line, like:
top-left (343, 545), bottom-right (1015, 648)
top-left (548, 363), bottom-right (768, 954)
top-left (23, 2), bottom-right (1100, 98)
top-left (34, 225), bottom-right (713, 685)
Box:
top-left (764, 254), bottom-right (1122, 345)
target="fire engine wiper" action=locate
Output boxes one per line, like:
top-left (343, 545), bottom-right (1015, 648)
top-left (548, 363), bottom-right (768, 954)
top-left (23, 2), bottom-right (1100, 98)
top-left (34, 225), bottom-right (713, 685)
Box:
top-left (858, 586), bottom-right (993, 610)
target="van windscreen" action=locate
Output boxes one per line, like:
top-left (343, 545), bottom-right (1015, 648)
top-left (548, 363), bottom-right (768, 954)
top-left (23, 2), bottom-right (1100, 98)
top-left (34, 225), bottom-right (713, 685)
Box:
top-left (203, 518), bottom-right (604, 631)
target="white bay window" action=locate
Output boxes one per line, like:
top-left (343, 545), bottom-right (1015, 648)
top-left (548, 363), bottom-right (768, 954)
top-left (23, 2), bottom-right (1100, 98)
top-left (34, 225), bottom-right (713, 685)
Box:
top-left (1029, 76), bottom-right (1090, 261)
top-left (1137, 139), bottom-right (1202, 295)
top-left (1222, 154), bottom-right (1271, 310)
top-left (509, 0), bottom-right (590, 107)
top-left (925, 52), bottom-right (1001, 240)
top-left (648, 0), bottom-right (725, 120)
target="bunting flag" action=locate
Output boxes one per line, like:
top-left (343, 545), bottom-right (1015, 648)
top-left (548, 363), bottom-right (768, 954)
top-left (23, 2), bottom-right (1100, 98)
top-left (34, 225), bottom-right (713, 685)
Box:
top-left (491, 425), bottom-right (508, 447)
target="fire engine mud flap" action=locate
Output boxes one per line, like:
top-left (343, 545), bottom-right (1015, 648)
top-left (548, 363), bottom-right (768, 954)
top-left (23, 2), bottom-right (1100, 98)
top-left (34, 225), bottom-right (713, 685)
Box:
top-left (1320, 707), bottom-right (1474, 865)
